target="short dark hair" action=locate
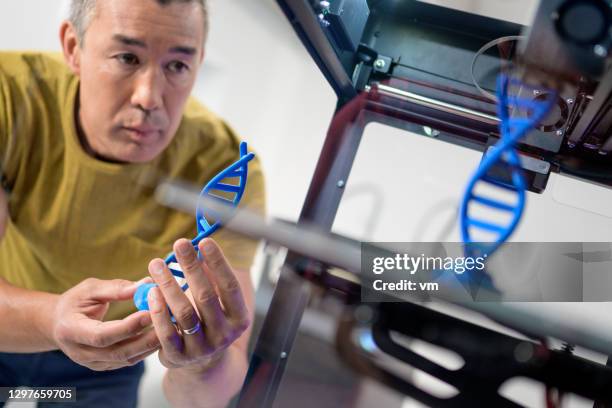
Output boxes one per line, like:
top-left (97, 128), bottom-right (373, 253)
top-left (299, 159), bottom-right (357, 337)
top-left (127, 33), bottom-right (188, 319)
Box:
top-left (68, 0), bottom-right (209, 46)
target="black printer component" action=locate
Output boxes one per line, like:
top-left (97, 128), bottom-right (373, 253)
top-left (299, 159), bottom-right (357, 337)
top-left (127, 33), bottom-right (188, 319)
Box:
top-left (325, 0), bottom-right (370, 52)
top-left (481, 145), bottom-right (553, 193)
top-left (336, 302), bottom-right (612, 407)
top-left (554, 0), bottom-right (611, 48)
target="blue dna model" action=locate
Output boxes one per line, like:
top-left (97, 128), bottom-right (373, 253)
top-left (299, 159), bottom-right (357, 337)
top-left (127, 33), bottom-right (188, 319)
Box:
top-left (458, 74), bottom-right (556, 275)
top-left (133, 141), bottom-right (255, 311)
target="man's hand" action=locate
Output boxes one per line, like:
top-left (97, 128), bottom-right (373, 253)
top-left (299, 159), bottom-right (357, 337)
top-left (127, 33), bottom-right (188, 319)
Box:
top-left (51, 277), bottom-right (161, 371)
top-left (146, 238), bottom-right (251, 372)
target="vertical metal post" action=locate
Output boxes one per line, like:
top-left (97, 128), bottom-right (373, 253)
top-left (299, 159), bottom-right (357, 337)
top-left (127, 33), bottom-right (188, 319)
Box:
top-left (237, 100), bottom-right (368, 407)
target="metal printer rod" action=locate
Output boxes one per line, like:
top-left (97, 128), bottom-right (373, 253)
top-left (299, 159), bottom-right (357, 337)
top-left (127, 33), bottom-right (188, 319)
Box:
top-left (156, 180), bottom-right (612, 356)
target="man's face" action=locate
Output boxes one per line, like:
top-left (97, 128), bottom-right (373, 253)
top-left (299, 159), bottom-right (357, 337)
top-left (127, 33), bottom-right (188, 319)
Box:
top-left (74, 0), bottom-right (205, 163)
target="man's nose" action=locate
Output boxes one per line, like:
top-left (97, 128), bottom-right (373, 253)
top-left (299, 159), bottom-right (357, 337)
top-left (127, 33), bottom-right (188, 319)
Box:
top-left (131, 67), bottom-right (163, 112)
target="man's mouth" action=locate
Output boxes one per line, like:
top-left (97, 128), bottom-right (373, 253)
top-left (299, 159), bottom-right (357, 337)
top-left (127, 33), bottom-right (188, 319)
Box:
top-left (122, 126), bottom-right (160, 140)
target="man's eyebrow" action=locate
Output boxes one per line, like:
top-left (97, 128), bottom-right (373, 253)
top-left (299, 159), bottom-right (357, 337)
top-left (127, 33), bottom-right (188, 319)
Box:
top-left (113, 34), bottom-right (147, 48)
top-left (112, 34), bottom-right (196, 56)
top-left (169, 46), bottom-right (197, 56)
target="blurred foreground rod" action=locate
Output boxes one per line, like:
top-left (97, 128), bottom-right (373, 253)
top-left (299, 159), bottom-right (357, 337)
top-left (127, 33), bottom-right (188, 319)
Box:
top-left (157, 180), bottom-right (363, 272)
top-left (157, 180), bottom-right (612, 356)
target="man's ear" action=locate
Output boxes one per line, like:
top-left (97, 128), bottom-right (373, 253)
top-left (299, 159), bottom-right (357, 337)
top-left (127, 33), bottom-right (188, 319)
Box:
top-left (59, 21), bottom-right (81, 76)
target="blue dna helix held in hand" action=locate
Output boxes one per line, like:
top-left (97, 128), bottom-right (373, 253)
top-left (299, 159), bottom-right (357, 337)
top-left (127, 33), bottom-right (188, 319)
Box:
top-left (459, 75), bottom-right (556, 260)
top-left (134, 141), bottom-right (255, 311)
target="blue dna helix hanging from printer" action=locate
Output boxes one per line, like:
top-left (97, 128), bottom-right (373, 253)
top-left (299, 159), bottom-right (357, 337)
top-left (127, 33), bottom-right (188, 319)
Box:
top-left (133, 141), bottom-right (255, 312)
top-left (457, 74), bottom-right (556, 290)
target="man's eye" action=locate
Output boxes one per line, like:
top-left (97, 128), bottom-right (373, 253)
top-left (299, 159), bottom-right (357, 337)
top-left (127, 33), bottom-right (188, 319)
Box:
top-left (116, 53), bottom-right (139, 66)
top-left (167, 61), bottom-right (189, 74)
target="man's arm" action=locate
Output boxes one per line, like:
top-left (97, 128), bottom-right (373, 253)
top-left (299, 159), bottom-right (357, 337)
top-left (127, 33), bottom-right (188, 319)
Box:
top-left (0, 276), bottom-right (60, 352)
top-left (0, 188), bottom-right (57, 352)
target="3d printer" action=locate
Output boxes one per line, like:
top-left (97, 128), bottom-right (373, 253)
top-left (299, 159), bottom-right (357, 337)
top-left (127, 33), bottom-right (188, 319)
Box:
top-left (229, 1), bottom-right (612, 406)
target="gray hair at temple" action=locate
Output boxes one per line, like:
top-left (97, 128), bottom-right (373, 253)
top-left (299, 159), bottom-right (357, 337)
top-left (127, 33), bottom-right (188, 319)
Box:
top-left (68, 0), bottom-right (209, 46)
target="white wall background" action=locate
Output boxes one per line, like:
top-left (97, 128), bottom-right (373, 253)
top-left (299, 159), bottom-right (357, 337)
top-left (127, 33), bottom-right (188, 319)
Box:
top-left (2, 1), bottom-right (612, 407)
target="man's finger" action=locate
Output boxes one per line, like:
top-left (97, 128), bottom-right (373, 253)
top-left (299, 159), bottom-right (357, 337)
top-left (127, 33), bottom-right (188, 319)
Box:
top-left (79, 329), bottom-right (160, 364)
top-left (175, 239), bottom-right (227, 334)
top-left (72, 310), bottom-right (152, 348)
top-left (148, 286), bottom-right (184, 362)
top-left (200, 239), bottom-right (248, 320)
top-left (82, 278), bottom-right (143, 302)
top-left (148, 259), bottom-right (198, 330)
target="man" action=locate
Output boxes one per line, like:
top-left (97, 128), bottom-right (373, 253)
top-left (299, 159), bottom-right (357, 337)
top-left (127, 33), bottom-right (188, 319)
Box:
top-left (0, 0), bottom-right (265, 406)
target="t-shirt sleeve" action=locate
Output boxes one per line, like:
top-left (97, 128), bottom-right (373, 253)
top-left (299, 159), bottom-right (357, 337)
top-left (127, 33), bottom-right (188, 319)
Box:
top-left (0, 54), bottom-right (28, 193)
top-left (213, 150), bottom-right (267, 272)
top-left (0, 65), bottom-right (10, 191)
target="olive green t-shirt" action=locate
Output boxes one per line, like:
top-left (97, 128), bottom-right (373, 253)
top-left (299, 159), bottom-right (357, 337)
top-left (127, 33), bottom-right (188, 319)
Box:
top-left (0, 52), bottom-right (265, 320)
